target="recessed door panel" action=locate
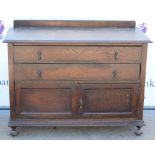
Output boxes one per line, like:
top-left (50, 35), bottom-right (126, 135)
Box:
top-left (78, 84), bottom-right (139, 119)
top-left (15, 81), bottom-right (76, 119)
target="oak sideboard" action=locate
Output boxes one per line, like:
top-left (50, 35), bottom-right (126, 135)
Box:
top-left (4, 20), bottom-right (151, 136)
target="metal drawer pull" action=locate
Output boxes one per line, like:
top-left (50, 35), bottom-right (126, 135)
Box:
top-left (37, 51), bottom-right (42, 60)
top-left (37, 70), bottom-right (42, 79)
top-left (79, 98), bottom-right (83, 110)
top-left (112, 70), bottom-right (117, 79)
top-left (114, 51), bottom-right (118, 61)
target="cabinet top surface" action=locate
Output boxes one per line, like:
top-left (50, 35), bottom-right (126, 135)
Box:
top-left (3, 20), bottom-right (151, 44)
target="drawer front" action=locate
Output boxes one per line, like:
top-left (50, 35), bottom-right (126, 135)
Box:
top-left (14, 64), bottom-right (140, 81)
top-left (14, 46), bottom-right (142, 63)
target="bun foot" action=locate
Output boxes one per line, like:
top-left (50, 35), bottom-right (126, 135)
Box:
top-left (10, 130), bottom-right (18, 137)
top-left (134, 124), bottom-right (144, 136)
top-left (10, 127), bottom-right (19, 137)
top-left (135, 129), bottom-right (143, 136)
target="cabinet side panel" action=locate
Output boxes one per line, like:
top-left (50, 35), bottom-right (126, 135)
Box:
top-left (8, 43), bottom-right (16, 120)
top-left (138, 44), bottom-right (148, 119)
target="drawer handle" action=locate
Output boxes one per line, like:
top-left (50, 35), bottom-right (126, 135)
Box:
top-left (112, 70), bottom-right (117, 79)
top-left (114, 51), bottom-right (118, 61)
top-left (79, 98), bottom-right (83, 110)
top-left (37, 51), bottom-right (42, 60)
top-left (37, 70), bottom-right (42, 79)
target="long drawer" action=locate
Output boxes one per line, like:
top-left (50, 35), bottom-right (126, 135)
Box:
top-left (14, 46), bottom-right (142, 63)
top-left (14, 64), bottom-right (140, 81)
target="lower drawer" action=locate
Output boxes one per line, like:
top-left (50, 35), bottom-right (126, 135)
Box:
top-left (14, 64), bottom-right (140, 81)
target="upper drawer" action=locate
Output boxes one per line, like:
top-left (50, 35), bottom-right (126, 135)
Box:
top-left (13, 46), bottom-right (142, 63)
top-left (14, 64), bottom-right (140, 81)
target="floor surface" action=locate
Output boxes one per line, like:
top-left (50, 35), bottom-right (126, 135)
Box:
top-left (0, 110), bottom-right (155, 140)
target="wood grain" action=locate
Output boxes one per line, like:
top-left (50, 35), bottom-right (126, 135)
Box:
top-left (15, 81), bottom-right (76, 119)
top-left (14, 20), bottom-right (136, 28)
top-left (8, 43), bottom-right (16, 120)
top-left (14, 46), bottom-right (142, 63)
top-left (14, 64), bottom-right (140, 81)
top-left (77, 83), bottom-right (139, 119)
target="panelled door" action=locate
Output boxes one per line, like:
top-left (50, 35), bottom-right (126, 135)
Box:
top-left (77, 83), bottom-right (139, 119)
top-left (15, 81), bottom-right (76, 119)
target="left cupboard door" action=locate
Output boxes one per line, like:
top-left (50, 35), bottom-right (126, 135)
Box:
top-left (15, 81), bottom-right (76, 119)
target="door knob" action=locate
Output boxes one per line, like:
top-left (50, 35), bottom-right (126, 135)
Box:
top-left (37, 70), bottom-right (42, 79)
top-left (79, 98), bottom-right (83, 110)
top-left (37, 51), bottom-right (42, 60)
top-left (114, 51), bottom-right (118, 61)
top-left (112, 70), bottom-right (117, 79)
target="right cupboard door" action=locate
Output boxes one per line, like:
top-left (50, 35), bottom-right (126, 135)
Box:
top-left (78, 83), bottom-right (139, 119)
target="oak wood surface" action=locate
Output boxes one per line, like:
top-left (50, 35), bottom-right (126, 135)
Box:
top-left (14, 46), bottom-right (142, 63)
top-left (8, 119), bottom-right (144, 127)
top-left (77, 83), bottom-right (138, 119)
top-left (14, 64), bottom-right (140, 81)
top-left (3, 20), bottom-right (151, 44)
top-left (14, 81), bottom-right (139, 119)
top-left (138, 44), bottom-right (148, 119)
top-left (8, 44), bottom-right (16, 120)
top-left (4, 27), bottom-right (151, 44)
top-left (14, 20), bottom-right (136, 28)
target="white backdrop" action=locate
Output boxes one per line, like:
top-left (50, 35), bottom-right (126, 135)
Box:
top-left (0, 0), bottom-right (155, 107)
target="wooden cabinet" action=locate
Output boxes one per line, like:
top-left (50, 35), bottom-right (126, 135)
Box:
top-left (4, 20), bottom-right (151, 136)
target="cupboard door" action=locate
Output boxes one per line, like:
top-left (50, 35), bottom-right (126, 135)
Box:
top-left (15, 81), bottom-right (76, 119)
top-left (77, 84), bottom-right (139, 119)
